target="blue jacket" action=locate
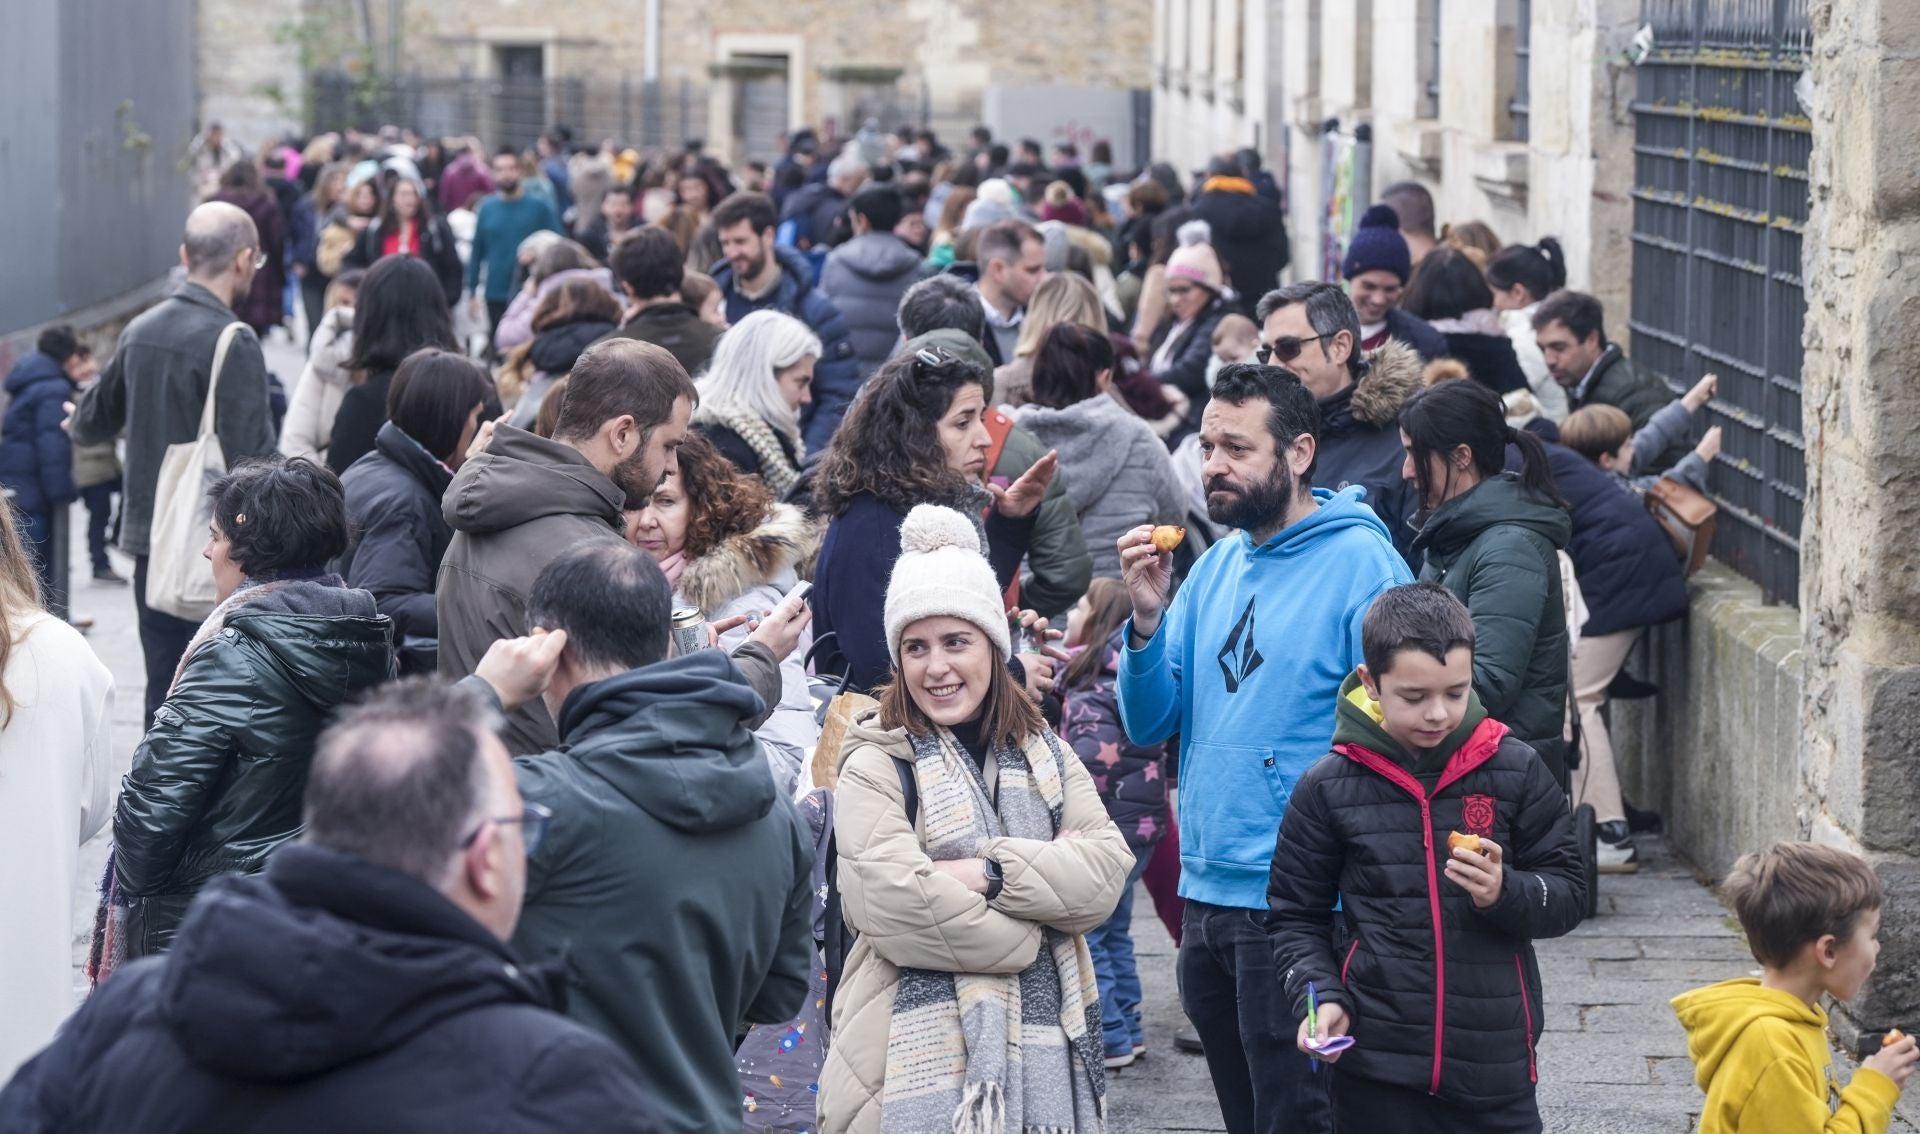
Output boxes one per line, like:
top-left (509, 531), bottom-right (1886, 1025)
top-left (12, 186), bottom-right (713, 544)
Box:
top-left (712, 246), bottom-right (861, 455)
top-left (1117, 486), bottom-right (1413, 909)
top-left (0, 352), bottom-right (77, 513)
top-left (1385, 307), bottom-right (1449, 362)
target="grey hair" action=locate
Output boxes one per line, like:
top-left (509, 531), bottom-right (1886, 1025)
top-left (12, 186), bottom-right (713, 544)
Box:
top-left (694, 309), bottom-right (821, 448)
top-left (1255, 280), bottom-right (1367, 380)
top-left (897, 273), bottom-right (988, 342)
top-left (829, 151), bottom-right (868, 183)
top-left (182, 201), bottom-right (260, 276)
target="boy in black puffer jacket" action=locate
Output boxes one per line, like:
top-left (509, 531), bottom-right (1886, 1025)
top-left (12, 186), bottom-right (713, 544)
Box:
top-left (1266, 582), bottom-right (1585, 1133)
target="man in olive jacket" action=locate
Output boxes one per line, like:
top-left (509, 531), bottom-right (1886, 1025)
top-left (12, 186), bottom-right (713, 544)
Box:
top-left (465, 541), bottom-right (814, 1134)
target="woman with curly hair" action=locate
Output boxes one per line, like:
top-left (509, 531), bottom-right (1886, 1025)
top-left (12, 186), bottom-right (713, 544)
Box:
top-left (811, 348), bottom-right (1058, 694)
top-left (627, 433), bottom-right (820, 794)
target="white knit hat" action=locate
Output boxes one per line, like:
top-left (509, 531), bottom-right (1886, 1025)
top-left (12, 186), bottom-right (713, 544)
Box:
top-left (884, 505), bottom-right (1010, 664)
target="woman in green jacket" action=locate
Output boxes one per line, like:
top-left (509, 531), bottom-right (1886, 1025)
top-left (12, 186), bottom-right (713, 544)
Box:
top-left (98, 457), bottom-right (392, 972)
top-left (1399, 379), bottom-right (1574, 787)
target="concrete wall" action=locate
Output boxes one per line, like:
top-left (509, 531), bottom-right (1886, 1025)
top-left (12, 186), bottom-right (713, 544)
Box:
top-left (197, 0), bottom-right (305, 146)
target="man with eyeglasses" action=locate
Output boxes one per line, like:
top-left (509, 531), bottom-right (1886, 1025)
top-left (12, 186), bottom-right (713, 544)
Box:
top-left (70, 201), bottom-right (280, 729)
top-left (0, 678), bottom-right (659, 1132)
top-left (1256, 281), bottom-right (1424, 566)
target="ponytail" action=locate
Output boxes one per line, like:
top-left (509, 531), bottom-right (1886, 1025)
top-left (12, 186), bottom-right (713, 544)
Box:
top-left (1485, 236), bottom-right (1568, 304)
top-left (1535, 236), bottom-right (1568, 292)
top-left (1401, 380), bottom-right (1566, 510)
top-left (1508, 423), bottom-right (1569, 509)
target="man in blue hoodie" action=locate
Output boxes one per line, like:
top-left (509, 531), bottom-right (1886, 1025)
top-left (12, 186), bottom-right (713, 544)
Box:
top-left (1117, 363), bottom-right (1412, 1134)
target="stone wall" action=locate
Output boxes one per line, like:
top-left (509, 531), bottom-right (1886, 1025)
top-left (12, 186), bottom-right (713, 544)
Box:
top-left (197, 0), bottom-right (306, 145)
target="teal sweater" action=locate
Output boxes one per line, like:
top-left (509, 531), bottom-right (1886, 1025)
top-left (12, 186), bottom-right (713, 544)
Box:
top-left (465, 193), bottom-right (561, 302)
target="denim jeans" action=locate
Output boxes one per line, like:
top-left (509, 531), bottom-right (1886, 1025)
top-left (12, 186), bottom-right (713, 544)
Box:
top-left (81, 481), bottom-right (119, 572)
top-left (1179, 899), bottom-right (1330, 1134)
top-left (1086, 844), bottom-right (1154, 1056)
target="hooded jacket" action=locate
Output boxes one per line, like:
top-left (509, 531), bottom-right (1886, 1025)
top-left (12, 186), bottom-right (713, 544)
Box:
top-left (339, 421), bottom-right (454, 649)
top-left (1011, 392), bottom-right (1185, 579)
top-left (436, 425), bottom-right (629, 755)
top-left (1382, 306), bottom-right (1450, 362)
top-left (279, 305), bottom-right (354, 465)
top-left (1064, 630), bottom-right (1171, 850)
top-left (508, 318), bottom-right (620, 429)
top-left (1519, 438), bottom-right (1688, 638)
top-left (0, 845), bottom-right (658, 1133)
top-left (1316, 339), bottom-right (1422, 566)
top-left (510, 651), bottom-right (814, 1134)
top-left (1189, 177), bottom-right (1289, 316)
top-left (1414, 474), bottom-right (1572, 766)
top-left (1267, 675), bottom-right (1585, 1109)
top-left (600, 301), bottom-right (723, 378)
top-left (113, 578), bottom-right (392, 956)
top-left (1118, 486), bottom-right (1415, 909)
top-left (1671, 978), bottom-right (1900, 1134)
top-left (0, 353), bottom-right (76, 514)
top-left (712, 246), bottom-right (861, 455)
top-left (820, 232), bottom-right (934, 378)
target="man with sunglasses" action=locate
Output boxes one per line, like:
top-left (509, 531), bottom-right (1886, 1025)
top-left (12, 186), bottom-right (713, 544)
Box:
top-left (1256, 281), bottom-right (1424, 566)
top-left (1, 679), bottom-right (658, 1132)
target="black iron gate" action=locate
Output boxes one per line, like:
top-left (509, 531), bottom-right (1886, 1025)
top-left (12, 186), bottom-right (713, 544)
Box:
top-left (1629, 0), bottom-right (1811, 604)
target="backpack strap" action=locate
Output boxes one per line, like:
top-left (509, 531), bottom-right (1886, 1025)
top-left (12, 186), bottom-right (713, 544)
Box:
top-left (821, 756), bottom-right (920, 1029)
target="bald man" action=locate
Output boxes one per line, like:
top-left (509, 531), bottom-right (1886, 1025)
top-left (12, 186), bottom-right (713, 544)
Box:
top-left (72, 201), bottom-right (280, 726)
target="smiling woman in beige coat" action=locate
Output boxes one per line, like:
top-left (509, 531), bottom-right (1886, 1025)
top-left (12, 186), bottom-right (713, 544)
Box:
top-left (819, 504), bottom-right (1133, 1134)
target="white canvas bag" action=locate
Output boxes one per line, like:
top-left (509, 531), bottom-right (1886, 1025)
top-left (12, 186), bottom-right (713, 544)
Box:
top-left (144, 322), bottom-right (246, 621)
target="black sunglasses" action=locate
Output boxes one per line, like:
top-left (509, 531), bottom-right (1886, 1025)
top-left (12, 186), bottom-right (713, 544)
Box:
top-left (460, 801), bottom-right (553, 856)
top-left (1257, 332), bottom-right (1337, 366)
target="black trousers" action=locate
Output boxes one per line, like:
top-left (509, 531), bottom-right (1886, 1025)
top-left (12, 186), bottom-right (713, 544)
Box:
top-left (1331, 1068), bottom-right (1541, 1134)
top-left (298, 272), bottom-right (329, 346)
top-left (81, 481), bottom-right (119, 572)
top-left (132, 554), bottom-right (200, 729)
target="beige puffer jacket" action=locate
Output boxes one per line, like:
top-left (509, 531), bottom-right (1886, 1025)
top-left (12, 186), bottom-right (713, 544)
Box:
top-left (818, 710), bottom-right (1134, 1134)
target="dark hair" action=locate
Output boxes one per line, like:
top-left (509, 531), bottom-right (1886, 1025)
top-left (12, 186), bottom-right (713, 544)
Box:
top-left (1380, 180), bottom-right (1435, 237)
top-left (494, 146), bottom-right (519, 160)
top-left (1485, 238), bottom-right (1567, 303)
top-left (978, 218), bottom-right (1041, 266)
top-left (553, 338), bottom-right (699, 445)
top-left (1531, 289), bottom-right (1607, 347)
top-left (387, 348), bottom-right (493, 462)
top-left (663, 432), bottom-right (777, 559)
top-left (610, 226), bottom-right (686, 300)
top-left (897, 274), bottom-right (989, 342)
top-left (815, 350), bottom-right (989, 516)
top-left (1362, 582), bottom-right (1477, 676)
top-left (36, 326), bottom-right (81, 364)
top-left (988, 143), bottom-right (1010, 168)
top-left (1397, 379), bottom-right (1566, 509)
top-left (531, 276), bottom-right (622, 332)
top-left (376, 176), bottom-right (436, 236)
top-left (1255, 281), bottom-right (1366, 381)
top-left (347, 256), bottom-right (458, 373)
top-left (1401, 247), bottom-right (1496, 322)
top-left (208, 455), bottom-right (350, 577)
top-left (711, 191), bottom-right (777, 236)
top-left (218, 159), bottom-right (265, 196)
top-left (304, 678), bottom-right (496, 884)
top-left (878, 648), bottom-right (1042, 749)
top-left (1209, 364), bottom-right (1323, 484)
top-left (1723, 841), bottom-right (1886, 969)
top-left (1065, 577), bottom-right (1132, 690)
top-left (526, 541), bottom-right (673, 672)
top-left (1030, 322), bottom-right (1115, 408)
top-left (604, 184), bottom-right (635, 201)
top-left (849, 185), bottom-right (906, 233)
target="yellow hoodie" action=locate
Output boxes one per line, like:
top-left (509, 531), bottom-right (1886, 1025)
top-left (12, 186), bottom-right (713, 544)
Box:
top-left (1672, 978), bottom-right (1900, 1134)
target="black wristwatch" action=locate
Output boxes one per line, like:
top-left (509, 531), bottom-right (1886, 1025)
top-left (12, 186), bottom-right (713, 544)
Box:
top-left (983, 858), bottom-right (1005, 901)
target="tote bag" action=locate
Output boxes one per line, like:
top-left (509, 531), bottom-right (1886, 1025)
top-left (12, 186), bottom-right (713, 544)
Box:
top-left (145, 322), bottom-right (247, 621)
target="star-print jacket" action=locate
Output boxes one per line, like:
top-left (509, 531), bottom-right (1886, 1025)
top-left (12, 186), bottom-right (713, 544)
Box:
top-left (1064, 629), bottom-right (1170, 851)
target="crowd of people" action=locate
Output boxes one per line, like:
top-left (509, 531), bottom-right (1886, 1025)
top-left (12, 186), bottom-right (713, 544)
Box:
top-left (0, 116), bottom-right (1909, 1134)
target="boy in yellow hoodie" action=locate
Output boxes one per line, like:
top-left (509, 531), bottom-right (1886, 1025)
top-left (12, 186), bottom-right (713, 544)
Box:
top-left (1672, 842), bottom-right (1917, 1133)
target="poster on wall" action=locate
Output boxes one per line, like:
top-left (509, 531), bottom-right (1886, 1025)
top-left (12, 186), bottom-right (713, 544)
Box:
top-left (1320, 124), bottom-right (1373, 282)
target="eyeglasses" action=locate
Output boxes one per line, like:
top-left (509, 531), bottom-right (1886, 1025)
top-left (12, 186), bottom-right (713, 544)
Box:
top-left (244, 248), bottom-right (268, 271)
top-left (912, 347), bottom-right (958, 377)
top-left (460, 801), bottom-right (552, 856)
top-left (1257, 333), bottom-right (1337, 366)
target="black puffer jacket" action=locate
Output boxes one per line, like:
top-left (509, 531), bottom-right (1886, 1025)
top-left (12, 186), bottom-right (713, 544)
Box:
top-left (1267, 676), bottom-right (1584, 1110)
top-left (1149, 296), bottom-right (1229, 429)
top-left (1316, 340), bottom-right (1422, 566)
top-left (339, 421), bottom-right (454, 650)
top-left (2, 845), bottom-right (657, 1132)
top-left (112, 578), bottom-right (393, 956)
top-left (1062, 630), bottom-right (1170, 851)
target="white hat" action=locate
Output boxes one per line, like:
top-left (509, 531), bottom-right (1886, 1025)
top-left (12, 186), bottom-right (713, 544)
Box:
top-left (884, 505), bottom-right (1010, 664)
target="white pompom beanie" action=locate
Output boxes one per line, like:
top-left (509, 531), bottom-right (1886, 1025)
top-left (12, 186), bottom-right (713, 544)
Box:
top-left (884, 505), bottom-right (1011, 664)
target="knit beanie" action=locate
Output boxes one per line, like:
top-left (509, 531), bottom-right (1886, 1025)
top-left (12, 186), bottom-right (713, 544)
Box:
top-left (1342, 203), bottom-right (1413, 283)
top-left (961, 196), bottom-right (1015, 230)
top-left (884, 505), bottom-right (1011, 664)
top-left (1167, 241), bottom-right (1227, 295)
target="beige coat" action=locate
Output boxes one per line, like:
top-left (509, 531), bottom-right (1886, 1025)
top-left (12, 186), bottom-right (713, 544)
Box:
top-left (279, 306), bottom-right (353, 465)
top-left (818, 711), bottom-right (1134, 1134)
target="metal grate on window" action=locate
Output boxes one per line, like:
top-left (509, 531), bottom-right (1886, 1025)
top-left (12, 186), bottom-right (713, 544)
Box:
top-left (1628, 0), bottom-right (1812, 604)
top-left (1509, 0), bottom-right (1531, 140)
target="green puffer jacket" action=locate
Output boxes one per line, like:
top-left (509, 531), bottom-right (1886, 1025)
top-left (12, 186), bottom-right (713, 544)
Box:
top-left (113, 578), bottom-right (394, 957)
top-left (1413, 474), bottom-right (1572, 779)
top-left (994, 421), bottom-right (1092, 619)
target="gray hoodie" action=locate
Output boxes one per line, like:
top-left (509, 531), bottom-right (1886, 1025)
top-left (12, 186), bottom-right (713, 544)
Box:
top-left (819, 233), bottom-right (932, 377)
top-left (1011, 393), bottom-right (1186, 578)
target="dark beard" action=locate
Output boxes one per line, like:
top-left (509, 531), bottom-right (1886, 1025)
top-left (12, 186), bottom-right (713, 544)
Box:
top-left (613, 447), bottom-right (659, 508)
top-left (1207, 463), bottom-right (1295, 535)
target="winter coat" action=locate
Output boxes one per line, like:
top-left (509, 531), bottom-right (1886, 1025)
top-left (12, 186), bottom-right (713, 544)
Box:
top-left (324, 365), bottom-right (396, 476)
top-left (1571, 345), bottom-right (1686, 470)
top-left (508, 318), bottom-right (620, 429)
top-left (339, 421), bottom-right (454, 647)
top-left (112, 578), bottom-right (393, 957)
top-left (0, 353), bottom-right (76, 514)
top-left (209, 189), bottom-right (286, 334)
top-left (819, 710), bottom-right (1133, 1134)
top-left (1383, 307), bottom-right (1449, 361)
top-left (344, 215), bottom-right (464, 306)
top-left (1267, 679), bottom-right (1584, 1110)
top-left (70, 282), bottom-right (278, 557)
top-left (1626, 399), bottom-right (1710, 494)
top-left (278, 305), bottom-right (353, 465)
top-left (0, 615), bottom-right (113, 1082)
top-left (1063, 632), bottom-right (1170, 850)
top-left (436, 424), bottom-right (629, 756)
top-left (1011, 393), bottom-right (1184, 579)
top-left (712, 246), bottom-right (861, 455)
top-left (1438, 330), bottom-right (1529, 394)
top-left (494, 267), bottom-right (622, 354)
top-left (510, 652), bottom-right (814, 1134)
top-left (599, 301), bottom-right (723, 378)
top-left (1189, 179), bottom-right (1289, 315)
top-left (1414, 474), bottom-right (1571, 766)
top-left (1316, 340), bottom-right (1422, 566)
top-left (1149, 296), bottom-right (1229, 427)
top-left (1521, 440), bottom-right (1688, 639)
top-left (677, 503), bottom-right (823, 796)
top-left (819, 233), bottom-right (933, 378)
top-left (779, 182), bottom-right (849, 250)
top-left (0, 844), bottom-right (658, 1133)
top-left (696, 417), bottom-right (802, 484)
top-left (994, 421), bottom-right (1092, 618)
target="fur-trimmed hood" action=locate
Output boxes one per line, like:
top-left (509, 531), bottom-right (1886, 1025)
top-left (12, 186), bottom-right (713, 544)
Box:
top-left (678, 503), bottom-right (821, 616)
top-left (1348, 338), bottom-right (1424, 428)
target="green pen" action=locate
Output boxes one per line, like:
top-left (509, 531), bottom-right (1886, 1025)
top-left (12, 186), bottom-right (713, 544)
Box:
top-left (1307, 981), bottom-right (1320, 1070)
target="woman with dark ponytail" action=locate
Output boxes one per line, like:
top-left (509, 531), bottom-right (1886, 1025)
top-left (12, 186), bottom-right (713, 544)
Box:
top-left (1485, 236), bottom-right (1570, 419)
top-left (1399, 379), bottom-right (1574, 785)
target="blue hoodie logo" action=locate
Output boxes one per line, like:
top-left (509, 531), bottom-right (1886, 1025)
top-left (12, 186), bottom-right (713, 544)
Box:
top-left (1217, 596), bottom-right (1265, 693)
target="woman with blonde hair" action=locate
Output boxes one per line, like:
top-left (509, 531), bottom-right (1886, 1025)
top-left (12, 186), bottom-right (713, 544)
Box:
top-left (991, 273), bottom-right (1107, 407)
top-left (0, 504), bottom-right (114, 1080)
top-left (692, 309), bottom-right (821, 494)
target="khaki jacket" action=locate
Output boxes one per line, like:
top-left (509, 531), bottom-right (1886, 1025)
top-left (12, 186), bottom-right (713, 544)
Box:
top-left (818, 712), bottom-right (1133, 1134)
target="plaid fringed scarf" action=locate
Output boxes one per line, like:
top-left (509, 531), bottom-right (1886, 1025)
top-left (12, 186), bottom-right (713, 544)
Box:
top-left (879, 726), bottom-right (1107, 1134)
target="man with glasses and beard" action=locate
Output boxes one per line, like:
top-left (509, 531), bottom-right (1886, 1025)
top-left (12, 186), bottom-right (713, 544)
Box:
top-left (1256, 281), bottom-right (1425, 567)
top-left (1115, 363), bottom-right (1412, 1134)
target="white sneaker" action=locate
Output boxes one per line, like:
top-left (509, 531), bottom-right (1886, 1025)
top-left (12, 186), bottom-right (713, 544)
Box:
top-left (1597, 836), bottom-right (1639, 874)
top-left (1103, 1050), bottom-right (1137, 1070)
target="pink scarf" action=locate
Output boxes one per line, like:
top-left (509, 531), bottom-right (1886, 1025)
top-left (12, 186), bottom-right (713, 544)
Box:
top-left (658, 550), bottom-right (687, 589)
